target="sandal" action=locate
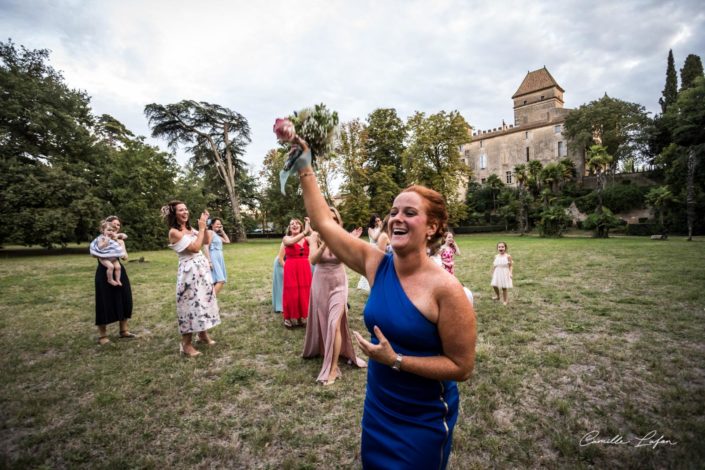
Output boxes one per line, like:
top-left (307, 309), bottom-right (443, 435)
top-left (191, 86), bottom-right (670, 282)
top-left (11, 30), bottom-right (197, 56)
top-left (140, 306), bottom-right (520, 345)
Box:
top-left (98, 335), bottom-right (110, 345)
top-left (195, 333), bottom-right (216, 345)
top-left (179, 343), bottom-right (201, 358)
top-left (119, 331), bottom-right (136, 338)
top-left (283, 319), bottom-right (293, 329)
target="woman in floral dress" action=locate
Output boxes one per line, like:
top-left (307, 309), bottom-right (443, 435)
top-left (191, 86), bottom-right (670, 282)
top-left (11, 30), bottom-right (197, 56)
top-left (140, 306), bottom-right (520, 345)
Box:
top-left (163, 200), bottom-right (221, 357)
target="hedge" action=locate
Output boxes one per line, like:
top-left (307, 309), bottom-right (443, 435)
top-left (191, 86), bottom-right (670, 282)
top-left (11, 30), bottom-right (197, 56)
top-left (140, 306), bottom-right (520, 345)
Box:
top-left (625, 223), bottom-right (664, 236)
top-left (454, 225), bottom-right (506, 234)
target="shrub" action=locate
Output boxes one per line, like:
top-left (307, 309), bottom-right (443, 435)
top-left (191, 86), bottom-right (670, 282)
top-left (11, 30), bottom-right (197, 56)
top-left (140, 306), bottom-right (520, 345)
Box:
top-left (454, 225), bottom-right (506, 234)
top-left (582, 208), bottom-right (623, 238)
top-left (537, 206), bottom-right (571, 237)
top-left (625, 223), bottom-right (664, 236)
top-left (575, 184), bottom-right (649, 214)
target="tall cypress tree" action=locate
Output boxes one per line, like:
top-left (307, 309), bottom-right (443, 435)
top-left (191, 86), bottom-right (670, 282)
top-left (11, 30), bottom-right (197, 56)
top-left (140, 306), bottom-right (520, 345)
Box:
top-left (659, 49), bottom-right (678, 113)
top-left (680, 54), bottom-right (704, 91)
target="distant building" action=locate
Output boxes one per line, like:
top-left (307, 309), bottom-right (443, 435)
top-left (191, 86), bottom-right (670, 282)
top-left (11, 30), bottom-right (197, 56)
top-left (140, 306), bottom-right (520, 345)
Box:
top-left (461, 67), bottom-right (583, 187)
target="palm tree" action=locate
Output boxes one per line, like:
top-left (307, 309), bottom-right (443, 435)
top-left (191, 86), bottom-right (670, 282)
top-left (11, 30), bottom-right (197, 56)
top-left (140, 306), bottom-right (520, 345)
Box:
top-left (527, 160), bottom-right (543, 196)
top-left (645, 186), bottom-right (674, 228)
top-left (558, 158), bottom-right (576, 190)
top-left (485, 174), bottom-right (505, 212)
top-left (513, 164), bottom-right (530, 234)
top-left (587, 145), bottom-right (613, 212)
top-left (540, 163), bottom-right (563, 193)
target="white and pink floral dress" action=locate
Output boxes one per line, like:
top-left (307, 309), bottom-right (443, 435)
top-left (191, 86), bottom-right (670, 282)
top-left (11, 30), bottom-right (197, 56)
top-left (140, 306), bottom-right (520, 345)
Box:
top-left (169, 230), bottom-right (221, 334)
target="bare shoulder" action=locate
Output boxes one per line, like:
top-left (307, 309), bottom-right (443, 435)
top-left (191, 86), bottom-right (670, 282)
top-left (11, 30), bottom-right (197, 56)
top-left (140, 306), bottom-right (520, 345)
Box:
top-left (430, 268), bottom-right (465, 299)
top-left (168, 228), bottom-right (183, 244)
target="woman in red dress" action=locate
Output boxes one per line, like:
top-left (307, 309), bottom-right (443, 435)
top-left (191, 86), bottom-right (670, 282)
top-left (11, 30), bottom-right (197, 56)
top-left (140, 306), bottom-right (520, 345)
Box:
top-left (282, 217), bottom-right (313, 328)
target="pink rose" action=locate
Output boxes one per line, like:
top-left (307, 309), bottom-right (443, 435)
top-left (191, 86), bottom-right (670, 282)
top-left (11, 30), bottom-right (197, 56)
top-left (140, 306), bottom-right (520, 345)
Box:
top-left (273, 118), bottom-right (296, 142)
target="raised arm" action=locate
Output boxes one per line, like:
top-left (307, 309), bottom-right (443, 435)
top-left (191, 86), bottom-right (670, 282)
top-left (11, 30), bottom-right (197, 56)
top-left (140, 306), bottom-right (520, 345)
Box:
top-left (283, 231), bottom-right (306, 246)
top-left (219, 229), bottom-right (231, 244)
top-left (168, 211), bottom-right (209, 253)
top-left (203, 230), bottom-right (213, 264)
top-left (296, 140), bottom-right (383, 277)
top-left (308, 232), bottom-right (326, 265)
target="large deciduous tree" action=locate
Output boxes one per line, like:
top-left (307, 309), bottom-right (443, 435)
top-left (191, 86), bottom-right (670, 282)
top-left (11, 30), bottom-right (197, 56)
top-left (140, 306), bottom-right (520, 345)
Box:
top-left (404, 110), bottom-right (472, 223)
top-left (365, 108), bottom-right (407, 199)
top-left (145, 100), bottom-right (251, 240)
top-left (258, 148), bottom-right (304, 232)
top-left (0, 40), bottom-right (103, 247)
top-left (564, 94), bottom-right (652, 172)
top-left (337, 119), bottom-right (370, 228)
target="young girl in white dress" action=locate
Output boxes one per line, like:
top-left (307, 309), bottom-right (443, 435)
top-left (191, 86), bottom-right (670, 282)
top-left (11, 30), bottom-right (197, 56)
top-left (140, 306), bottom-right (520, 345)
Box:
top-left (491, 241), bottom-right (513, 305)
top-left (90, 220), bottom-right (126, 286)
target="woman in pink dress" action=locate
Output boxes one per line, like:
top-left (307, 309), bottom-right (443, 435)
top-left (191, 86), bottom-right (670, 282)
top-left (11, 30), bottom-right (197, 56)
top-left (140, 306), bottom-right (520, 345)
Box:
top-left (303, 207), bottom-right (367, 385)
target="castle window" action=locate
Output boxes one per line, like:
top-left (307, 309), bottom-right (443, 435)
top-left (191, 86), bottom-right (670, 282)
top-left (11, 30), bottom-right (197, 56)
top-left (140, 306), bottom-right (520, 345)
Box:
top-left (523, 100), bottom-right (527, 105)
top-left (464, 149), bottom-right (470, 158)
top-left (554, 124), bottom-right (562, 134)
top-left (480, 154), bottom-right (487, 170)
top-left (557, 141), bottom-right (565, 157)
top-left (526, 147), bottom-right (530, 162)
top-left (506, 171), bottom-right (513, 184)
top-left (480, 140), bottom-right (483, 148)
top-left (481, 178), bottom-right (487, 184)
top-left (525, 131), bottom-right (529, 139)
top-left (540, 95), bottom-right (545, 100)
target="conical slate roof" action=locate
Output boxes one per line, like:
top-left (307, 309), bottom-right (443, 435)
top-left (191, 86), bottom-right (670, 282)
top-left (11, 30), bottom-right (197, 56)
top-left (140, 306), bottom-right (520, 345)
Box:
top-left (512, 67), bottom-right (564, 98)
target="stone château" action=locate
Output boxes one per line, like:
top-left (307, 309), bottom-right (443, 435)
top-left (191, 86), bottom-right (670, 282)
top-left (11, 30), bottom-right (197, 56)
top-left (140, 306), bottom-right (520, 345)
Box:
top-left (461, 67), bottom-right (583, 186)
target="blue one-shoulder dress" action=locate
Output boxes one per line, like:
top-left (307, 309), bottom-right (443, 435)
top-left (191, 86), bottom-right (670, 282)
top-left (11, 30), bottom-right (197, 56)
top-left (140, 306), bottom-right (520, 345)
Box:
top-left (362, 253), bottom-right (459, 470)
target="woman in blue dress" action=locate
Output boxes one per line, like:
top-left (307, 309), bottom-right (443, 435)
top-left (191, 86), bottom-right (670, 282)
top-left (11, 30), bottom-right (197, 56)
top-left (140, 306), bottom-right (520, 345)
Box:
top-left (204, 218), bottom-right (230, 296)
top-left (272, 242), bottom-right (285, 313)
top-left (286, 134), bottom-right (477, 469)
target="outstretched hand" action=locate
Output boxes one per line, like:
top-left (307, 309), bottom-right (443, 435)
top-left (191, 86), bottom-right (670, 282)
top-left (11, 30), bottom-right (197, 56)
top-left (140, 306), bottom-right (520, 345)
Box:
top-left (353, 326), bottom-right (396, 367)
top-left (351, 227), bottom-right (363, 238)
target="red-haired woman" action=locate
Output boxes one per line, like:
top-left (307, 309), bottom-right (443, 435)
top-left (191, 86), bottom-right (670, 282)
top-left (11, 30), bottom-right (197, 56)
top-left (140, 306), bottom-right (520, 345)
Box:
top-left (289, 136), bottom-right (476, 469)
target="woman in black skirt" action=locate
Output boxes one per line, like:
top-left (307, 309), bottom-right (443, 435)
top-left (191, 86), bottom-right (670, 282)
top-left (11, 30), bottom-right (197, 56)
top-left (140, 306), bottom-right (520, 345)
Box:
top-left (95, 215), bottom-right (134, 344)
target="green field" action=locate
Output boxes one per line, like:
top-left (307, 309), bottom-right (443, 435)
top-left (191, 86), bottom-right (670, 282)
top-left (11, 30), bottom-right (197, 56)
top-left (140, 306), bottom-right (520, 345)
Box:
top-left (1, 234), bottom-right (704, 469)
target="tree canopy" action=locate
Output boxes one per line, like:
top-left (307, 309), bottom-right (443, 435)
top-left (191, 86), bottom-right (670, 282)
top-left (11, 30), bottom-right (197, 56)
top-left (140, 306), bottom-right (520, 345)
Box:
top-left (145, 100), bottom-right (251, 240)
top-left (563, 94), bottom-right (652, 171)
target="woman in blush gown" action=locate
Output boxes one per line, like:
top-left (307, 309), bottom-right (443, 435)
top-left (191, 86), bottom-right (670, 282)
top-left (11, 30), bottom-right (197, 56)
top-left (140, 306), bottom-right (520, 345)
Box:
top-left (303, 207), bottom-right (366, 385)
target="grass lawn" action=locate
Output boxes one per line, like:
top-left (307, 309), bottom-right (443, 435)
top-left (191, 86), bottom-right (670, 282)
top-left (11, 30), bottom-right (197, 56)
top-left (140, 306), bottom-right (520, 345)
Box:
top-left (1, 234), bottom-right (704, 469)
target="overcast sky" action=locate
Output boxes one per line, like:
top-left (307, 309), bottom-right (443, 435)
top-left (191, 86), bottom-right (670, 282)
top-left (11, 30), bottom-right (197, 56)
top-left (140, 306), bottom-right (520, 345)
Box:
top-left (2, 0), bottom-right (704, 172)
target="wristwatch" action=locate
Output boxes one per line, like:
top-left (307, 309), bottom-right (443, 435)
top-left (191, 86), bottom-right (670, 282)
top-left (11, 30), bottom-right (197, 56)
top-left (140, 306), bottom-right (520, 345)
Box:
top-left (391, 353), bottom-right (403, 372)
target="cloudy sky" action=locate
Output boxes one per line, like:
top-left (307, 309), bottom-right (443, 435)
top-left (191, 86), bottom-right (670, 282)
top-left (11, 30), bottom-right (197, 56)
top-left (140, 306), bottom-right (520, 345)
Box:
top-left (2, 0), bottom-right (704, 171)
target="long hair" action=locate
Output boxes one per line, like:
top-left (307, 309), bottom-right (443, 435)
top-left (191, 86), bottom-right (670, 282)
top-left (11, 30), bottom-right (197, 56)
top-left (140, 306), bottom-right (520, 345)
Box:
top-left (286, 218), bottom-right (303, 236)
top-left (208, 217), bottom-right (222, 230)
top-left (161, 200), bottom-right (191, 231)
top-left (330, 207), bottom-right (343, 227)
top-left (367, 213), bottom-right (380, 229)
top-left (401, 185), bottom-right (448, 255)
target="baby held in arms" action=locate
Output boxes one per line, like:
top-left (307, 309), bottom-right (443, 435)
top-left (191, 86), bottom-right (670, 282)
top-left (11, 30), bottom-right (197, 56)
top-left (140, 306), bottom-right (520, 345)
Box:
top-left (90, 220), bottom-right (127, 286)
